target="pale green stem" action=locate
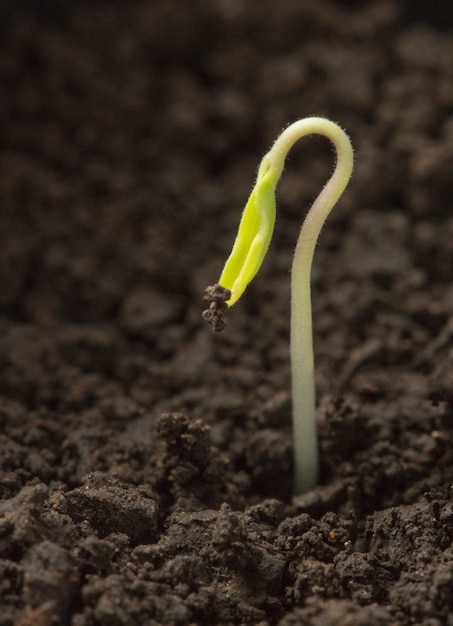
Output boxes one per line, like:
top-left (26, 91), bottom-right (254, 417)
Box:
top-left (267, 118), bottom-right (354, 494)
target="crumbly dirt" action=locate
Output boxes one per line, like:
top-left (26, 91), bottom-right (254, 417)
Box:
top-left (202, 284), bottom-right (231, 332)
top-left (1, 1), bottom-right (453, 625)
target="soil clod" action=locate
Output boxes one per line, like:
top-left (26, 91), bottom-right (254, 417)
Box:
top-left (202, 284), bottom-right (231, 332)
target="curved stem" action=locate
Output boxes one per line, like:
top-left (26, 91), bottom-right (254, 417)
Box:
top-left (268, 118), bottom-right (353, 493)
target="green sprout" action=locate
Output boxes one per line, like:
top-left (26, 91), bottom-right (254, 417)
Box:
top-left (203, 117), bottom-right (354, 494)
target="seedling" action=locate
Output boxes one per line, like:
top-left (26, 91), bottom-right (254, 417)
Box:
top-left (203, 117), bottom-right (354, 494)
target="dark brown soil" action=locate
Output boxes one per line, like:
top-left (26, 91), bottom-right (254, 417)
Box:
top-left (1, 1), bottom-right (453, 624)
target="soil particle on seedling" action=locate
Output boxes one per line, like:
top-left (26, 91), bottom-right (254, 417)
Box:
top-left (202, 284), bottom-right (231, 332)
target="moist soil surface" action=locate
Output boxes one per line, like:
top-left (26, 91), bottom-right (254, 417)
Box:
top-left (1, 1), bottom-right (453, 625)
